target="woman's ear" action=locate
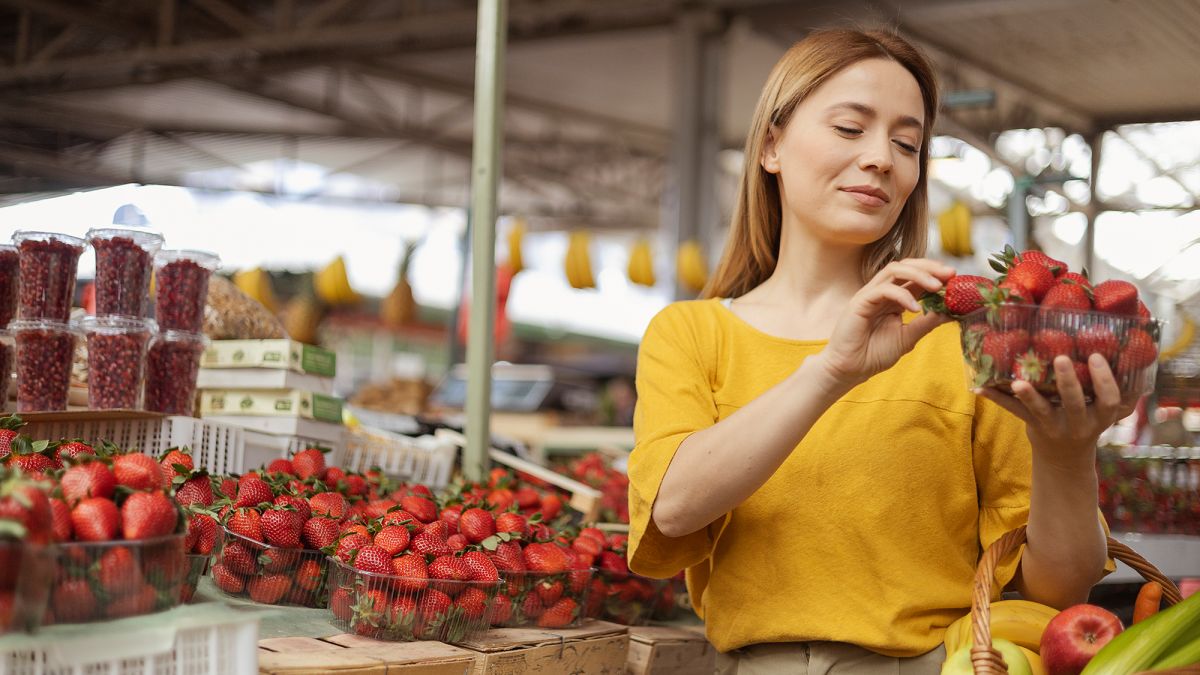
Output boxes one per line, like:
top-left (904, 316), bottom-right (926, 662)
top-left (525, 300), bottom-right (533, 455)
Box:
top-left (760, 126), bottom-right (782, 174)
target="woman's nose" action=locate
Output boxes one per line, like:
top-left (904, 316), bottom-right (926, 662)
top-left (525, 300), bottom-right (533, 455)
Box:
top-left (858, 133), bottom-right (894, 173)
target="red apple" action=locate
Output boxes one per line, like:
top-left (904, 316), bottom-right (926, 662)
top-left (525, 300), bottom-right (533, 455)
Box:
top-left (1040, 604), bottom-right (1124, 675)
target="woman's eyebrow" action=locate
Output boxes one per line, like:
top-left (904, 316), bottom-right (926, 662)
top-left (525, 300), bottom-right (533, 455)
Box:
top-left (825, 101), bottom-right (923, 133)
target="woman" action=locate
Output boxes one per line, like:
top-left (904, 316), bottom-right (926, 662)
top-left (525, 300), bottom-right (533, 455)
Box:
top-left (627, 28), bottom-right (1124, 674)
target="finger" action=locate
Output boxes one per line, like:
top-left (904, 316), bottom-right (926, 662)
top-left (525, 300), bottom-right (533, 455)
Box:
top-left (872, 261), bottom-right (947, 295)
top-left (1087, 353), bottom-right (1122, 421)
top-left (900, 311), bottom-right (951, 350)
top-left (1011, 379), bottom-right (1057, 427)
top-left (897, 257), bottom-right (957, 281)
top-left (1053, 356), bottom-right (1088, 428)
top-left (974, 387), bottom-right (1035, 426)
top-left (859, 284), bottom-right (923, 315)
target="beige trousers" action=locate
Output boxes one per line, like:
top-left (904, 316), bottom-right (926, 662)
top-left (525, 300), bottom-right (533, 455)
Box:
top-left (715, 641), bottom-right (946, 675)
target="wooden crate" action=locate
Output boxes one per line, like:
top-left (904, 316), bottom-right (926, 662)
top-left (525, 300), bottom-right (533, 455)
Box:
top-left (456, 620), bottom-right (629, 675)
top-left (626, 626), bottom-right (715, 675)
top-left (258, 636), bottom-right (477, 675)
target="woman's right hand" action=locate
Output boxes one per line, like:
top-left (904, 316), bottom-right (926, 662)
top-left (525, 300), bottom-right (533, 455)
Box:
top-left (818, 258), bottom-right (955, 386)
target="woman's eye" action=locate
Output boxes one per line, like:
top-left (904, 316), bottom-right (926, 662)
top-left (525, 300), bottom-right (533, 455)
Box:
top-left (833, 126), bottom-right (862, 137)
top-left (894, 140), bottom-right (919, 154)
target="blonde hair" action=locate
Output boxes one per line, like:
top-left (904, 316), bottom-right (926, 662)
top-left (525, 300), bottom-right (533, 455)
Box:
top-left (703, 29), bottom-right (939, 299)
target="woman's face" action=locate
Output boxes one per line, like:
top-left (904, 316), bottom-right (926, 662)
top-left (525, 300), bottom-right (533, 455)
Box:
top-left (762, 58), bottom-right (925, 248)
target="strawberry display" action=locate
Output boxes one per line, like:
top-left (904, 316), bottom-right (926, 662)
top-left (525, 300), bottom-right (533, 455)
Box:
top-left (923, 245), bottom-right (1160, 401)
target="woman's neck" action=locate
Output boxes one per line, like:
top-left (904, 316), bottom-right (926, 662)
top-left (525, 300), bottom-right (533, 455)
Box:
top-left (753, 223), bottom-right (865, 305)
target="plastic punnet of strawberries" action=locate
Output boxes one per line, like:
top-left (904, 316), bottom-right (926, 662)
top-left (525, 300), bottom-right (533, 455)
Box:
top-left (922, 246), bottom-right (1161, 403)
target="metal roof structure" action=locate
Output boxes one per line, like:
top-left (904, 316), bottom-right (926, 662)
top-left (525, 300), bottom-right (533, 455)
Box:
top-left (0, 0), bottom-right (1196, 234)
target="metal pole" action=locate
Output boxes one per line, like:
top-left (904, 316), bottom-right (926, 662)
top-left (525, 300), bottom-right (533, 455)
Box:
top-left (1085, 129), bottom-right (1104, 274)
top-left (1008, 175), bottom-right (1032, 252)
top-left (463, 0), bottom-right (506, 483)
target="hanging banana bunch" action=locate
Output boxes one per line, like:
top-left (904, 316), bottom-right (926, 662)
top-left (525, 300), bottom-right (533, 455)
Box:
top-left (314, 256), bottom-right (362, 305)
top-left (938, 201), bottom-right (973, 257)
top-left (1160, 309), bottom-right (1196, 362)
top-left (677, 240), bottom-right (708, 293)
top-left (507, 217), bottom-right (526, 274)
top-left (564, 230), bottom-right (596, 289)
top-left (627, 238), bottom-right (656, 287)
top-left (233, 267), bottom-right (279, 312)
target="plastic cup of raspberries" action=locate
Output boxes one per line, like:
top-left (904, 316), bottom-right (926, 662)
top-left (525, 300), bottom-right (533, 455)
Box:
top-left (87, 227), bottom-right (164, 319)
top-left (12, 231), bottom-right (85, 322)
top-left (144, 330), bottom-right (207, 415)
top-left (79, 316), bottom-right (155, 411)
top-left (327, 556), bottom-right (502, 643)
top-left (154, 250), bottom-right (220, 333)
top-left (924, 246), bottom-right (1161, 403)
top-left (10, 319), bottom-right (78, 412)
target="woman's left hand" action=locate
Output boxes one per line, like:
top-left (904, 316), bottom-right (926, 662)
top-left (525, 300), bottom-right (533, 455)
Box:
top-left (975, 353), bottom-right (1138, 464)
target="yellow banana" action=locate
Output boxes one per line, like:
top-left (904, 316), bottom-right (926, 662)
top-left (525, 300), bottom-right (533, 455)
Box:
top-left (508, 218), bottom-right (526, 274)
top-left (564, 231), bottom-right (595, 289)
top-left (956, 202), bottom-right (973, 256)
top-left (315, 256), bottom-right (361, 305)
top-left (939, 201), bottom-right (972, 257)
top-left (677, 240), bottom-right (708, 293)
top-left (1160, 312), bottom-right (1195, 362)
top-left (234, 267), bottom-right (278, 312)
top-left (944, 600), bottom-right (1058, 655)
top-left (1020, 645), bottom-right (1047, 675)
top-left (628, 238), bottom-right (655, 287)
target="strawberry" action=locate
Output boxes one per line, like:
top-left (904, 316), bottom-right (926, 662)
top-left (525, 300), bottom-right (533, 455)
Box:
top-left (53, 579), bottom-right (97, 623)
top-left (0, 473), bottom-right (52, 544)
top-left (572, 535), bottom-right (603, 558)
top-left (175, 471), bottom-right (214, 507)
top-left (98, 546), bottom-right (143, 595)
top-left (460, 550), bottom-right (500, 583)
top-left (536, 579), bottom-right (564, 605)
top-left (1013, 250), bottom-right (1065, 276)
top-left (60, 460), bottom-right (116, 505)
top-left (1060, 271), bottom-right (1093, 292)
top-left (211, 564), bottom-right (246, 594)
top-left (409, 530), bottom-right (453, 557)
top-left (217, 477), bottom-right (238, 500)
top-left (523, 543), bottom-right (569, 573)
top-left (353, 545), bottom-right (394, 575)
top-left (261, 508), bottom-right (303, 549)
top-left (520, 593), bottom-right (545, 619)
top-left (291, 448), bottom-right (326, 480)
top-left (598, 551), bottom-right (629, 575)
top-left (383, 509), bottom-right (419, 528)
top-left (1092, 280), bottom-right (1139, 316)
top-left (7, 450), bottom-right (54, 477)
top-left (188, 512), bottom-right (220, 554)
top-left (935, 275), bottom-right (995, 316)
top-left (538, 493), bottom-right (563, 521)
top-left (428, 554), bottom-right (471, 582)
top-left (343, 474), bottom-right (368, 497)
top-left (495, 512), bottom-right (528, 538)
top-left (391, 553), bottom-right (430, 593)
top-left (330, 587), bottom-right (353, 621)
top-left (446, 534), bottom-right (468, 551)
top-left (1013, 351), bottom-right (1050, 387)
top-left (266, 458), bottom-right (295, 475)
top-left (514, 486), bottom-right (540, 510)
top-left (486, 489), bottom-right (515, 511)
top-left (71, 497), bottom-right (120, 542)
top-left (294, 559), bottom-right (323, 591)
top-left (1118, 328), bottom-right (1157, 370)
top-left (308, 492), bottom-right (347, 519)
top-left (1040, 282), bottom-right (1091, 312)
top-left (418, 589), bottom-right (452, 622)
top-left (399, 495), bottom-right (438, 523)
top-left (439, 504), bottom-right (463, 529)
top-left (489, 541), bottom-right (526, 572)
top-left (334, 533), bottom-right (370, 563)
top-left (112, 453), bottom-right (165, 491)
top-left (49, 497), bottom-right (72, 542)
top-left (0, 417), bottom-right (26, 461)
top-left (226, 507), bottom-right (263, 542)
top-left (302, 516), bottom-right (340, 550)
top-left (1005, 261), bottom-right (1055, 303)
top-left (374, 525), bottom-right (411, 555)
top-left (273, 494), bottom-right (311, 521)
top-left (235, 478), bottom-right (273, 509)
top-left (1076, 325), bottom-right (1119, 362)
top-left (537, 597), bottom-right (578, 629)
top-left (488, 593), bottom-right (513, 625)
top-left (1032, 329), bottom-right (1074, 361)
top-left (1137, 300), bottom-right (1152, 321)
top-left (458, 508), bottom-right (496, 544)
top-left (122, 491), bottom-right (179, 539)
top-left (54, 440), bottom-right (95, 464)
top-left (455, 586), bottom-right (488, 620)
top-left (222, 542), bottom-right (258, 575)
top-left (107, 584), bottom-right (157, 619)
top-left (159, 449), bottom-right (193, 484)
top-left (1073, 360), bottom-right (1093, 394)
top-left (364, 499), bottom-right (398, 521)
top-left (248, 573), bottom-right (292, 604)
top-left (389, 595), bottom-right (419, 629)
top-left (981, 329), bottom-right (1030, 379)
top-left (409, 484), bottom-right (434, 498)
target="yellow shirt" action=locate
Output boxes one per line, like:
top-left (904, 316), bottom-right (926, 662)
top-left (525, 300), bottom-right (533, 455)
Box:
top-left (628, 298), bottom-right (1036, 656)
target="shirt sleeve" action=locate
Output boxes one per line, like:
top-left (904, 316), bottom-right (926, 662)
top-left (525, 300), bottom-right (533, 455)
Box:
top-left (626, 305), bottom-right (722, 579)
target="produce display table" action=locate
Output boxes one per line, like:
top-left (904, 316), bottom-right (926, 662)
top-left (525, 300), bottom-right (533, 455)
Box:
top-left (1103, 533), bottom-right (1200, 584)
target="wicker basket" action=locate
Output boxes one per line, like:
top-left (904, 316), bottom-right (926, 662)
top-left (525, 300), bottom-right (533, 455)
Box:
top-left (969, 525), bottom-right (1186, 674)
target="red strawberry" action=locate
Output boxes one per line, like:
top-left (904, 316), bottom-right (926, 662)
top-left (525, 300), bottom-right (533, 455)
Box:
top-left (418, 589), bottom-right (453, 621)
top-left (295, 559), bottom-right (323, 591)
top-left (391, 553), bottom-right (430, 593)
top-left (291, 448), bottom-right (326, 480)
top-left (1118, 328), bottom-right (1157, 370)
top-left (302, 516), bottom-right (340, 550)
top-left (54, 441), bottom-right (95, 464)
top-left (217, 477), bottom-right (238, 500)
top-left (409, 530), bottom-right (453, 557)
top-left (460, 550), bottom-right (500, 582)
top-left (0, 417), bottom-right (26, 461)
top-left (1040, 283), bottom-right (1091, 311)
top-left (520, 593), bottom-right (545, 619)
top-left (272, 493), bottom-right (310, 520)
top-left (399, 495), bottom-right (437, 523)
top-left (188, 512), bottom-right (220, 554)
top-left (1032, 329), bottom-right (1074, 361)
top-left (1060, 271), bottom-right (1093, 292)
top-left (439, 503), bottom-right (463, 529)
top-left (523, 543), bottom-right (569, 573)
top-left (112, 453), bottom-right (165, 490)
top-left (248, 573), bottom-right (292, 604)
top-left (53, 579), bottom-right (97, 623)
top-left (1077, 325), bottom-right (1120, 362)
top-left (389, 595), bottom-right (419, 628)
top-left (599, 551), bottom-right (629, 575)
top-left (495, 512), bottom-right (528, 538)
top-left (334, 533), bottom-right (370, 563)
top-left (49, 497), bottom-right (72, 542)
top-left (61, 461), bottom-right (116, 506)
top-left (514, 486), bottom-right (541, 509)
top-left (383, 509), bottom-right (419, 528)
top-left (536, 579), bottom-right (564, 605)
top-left (235, 478), bottom-right (273, 509)
top-left (159, 449), bottom-right (193, 484)
top-left (226, 507), bottom-right (263, 542)
top-left (1014, 250), bottom-right (1065, 276)
top-left (308, 492), bottom-right (347, 519)
top-left (571, 535), bottom-right (603, 557)
top-left (122, 491), bottom-right (179, 539)
top-left (261, 508), bottom-right (303, 549)
top-left (1073, 360), bottom-right (1093, 394)
top-left (0, 473), bottom-right (52, 544)
top-left (71, 497), bottom-right (120, 542)
top-left (7, 451), bottom-right (54, 477)
top-left (175, 472), bottom-right (214, 507)
top-left (1137, 300), bottom-right (1152, 321)
top-left (1013, 351), bottom-right (1049, 387)
top-left (489, 541), bottom-right (526, 573)
top-left (537, 598), bottom-right (577, 628)
top-left (343, 474), bottom-right (368, 497)
top-left (330, 587), bottom-right (353, 621)
top-left (446, 534), bottom-right (468, 551)
top-left (489, 593), bottom-right (513, 625)
top-left (1092, 280), bottom-right (1139, 316)
top-left (538, 493), bottom-right (563, 521)
top-left (1005, 261), bottom-right (1055, 303)
top-left (982, 329), bottom-right (1030, 378)
top-left (266, 458), bottom-right (295, 475)
top-left (374, 525), bottom-right (411, 555)
top-left (455, 587), bottom-right (488, 620)
top-left (458, 508), bottom-right (496, 544)
top-left (944, 275), bottom-right (994, 315)
top-left (212, 564), bottom-right (246, 594)
top-left (98, 546), bottom-right (143, 595)
top-left (428, 554), bottom-right (471, 582)
top-left (222, 541), bottom-right (258, 575)
top-left (353, 545), bottom-right (394, 575)
top-left (107, 584), bottom-right (157, 619)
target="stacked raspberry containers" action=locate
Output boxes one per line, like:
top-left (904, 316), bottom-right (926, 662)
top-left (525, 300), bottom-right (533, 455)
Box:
top-left (79, 228), bottom-right (164, 411)
top-left (8, 232), bottom-right (87, 411)
top-left (0, 244), bottom-right (17, 406)
top-left (146, 249), bottom-right (220, 415)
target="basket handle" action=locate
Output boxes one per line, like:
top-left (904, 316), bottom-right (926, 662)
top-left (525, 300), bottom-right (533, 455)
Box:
top-left (968, 525), bottom-right (1183, 674)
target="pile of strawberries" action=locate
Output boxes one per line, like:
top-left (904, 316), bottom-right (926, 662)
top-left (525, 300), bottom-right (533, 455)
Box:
top-left (560, 453), bottom-right (630, 524)
top-left (923, 246), bottom-right (1160, 399)
top-left (0, 465), bottom-right (53, 633)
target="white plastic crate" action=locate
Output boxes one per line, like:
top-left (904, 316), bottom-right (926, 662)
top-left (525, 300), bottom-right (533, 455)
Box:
top-left (242, 428), bottom-right (345, 474)
top-left (0, 609), bottom-right (259, 675)
top-left (18, 412), bottom-right (244, 476)
top-left (341, 425), bottom-right (456, 489)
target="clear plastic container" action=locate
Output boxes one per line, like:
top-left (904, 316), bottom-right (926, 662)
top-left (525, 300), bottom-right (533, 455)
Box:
top-left (88, 228), bottom-right (163, 318)
top-left (0, 244), bottom-right (18, 328)
top-left (45, 533), bottom-right (187, 625)
top-left (80, 316), bottom-right (155, 410)
top-left (10, 319), bottom-right (77, 412)
top-left (326, 557), bottom-right (502, 643)
top-left (583, 568), bottom-right (666, 626)
top-left (0, 330), bottom-right (12, 407)
top-left (13, 231), bottom-right (85, 322)
top-left (144, 330), bottom-right (207, 415)
top-left (211, 528), bottom-right (328, 608)
top-left (496, 568), bottom-right (594, 629)
top-left (181, 553), bottom-right (212, 603)
top-left (958, 305), bottom-right (1163, 403)
top-left (154, 250), bottom-right (220, 332)
top-left (0, 541), bottom-right (54, 634)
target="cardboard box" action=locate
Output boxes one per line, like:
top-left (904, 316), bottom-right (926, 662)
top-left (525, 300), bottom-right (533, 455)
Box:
top-left (626, 626), bottom-right (715, 675)
top-left (200, 389), bottom-right (344, 423)
top-left (258, 635), bottom-right (476, 675)
top-left (203, 339), bottom-right (336, 376)
top-left (198, 368), bottom-right (335, 394)
top-left (457, 620), bottom-right (629, 675)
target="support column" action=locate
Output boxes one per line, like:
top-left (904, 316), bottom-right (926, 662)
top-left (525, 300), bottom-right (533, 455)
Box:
top-left (462, 0), bottom-right (507, 483)
top-left (1085, 129), bottom-right (1104, 274)
top-left (1009, 175), bottom-right (1033, 252)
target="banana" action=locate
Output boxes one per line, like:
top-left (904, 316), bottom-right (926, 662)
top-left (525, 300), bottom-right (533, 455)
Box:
top-left (508, 218), bottom-right (526, 274)
top-left (315, 256), bottom-right (361, 305)
top-left (234, 267), bottom-right (278, 312)
top-left (564, 231), bottom-right (594, 290)
top-left (943, 600), bottom-right (1058, 655)
top-left (628, 238), bottom-right (656, 287)
top-left (938, 201), bottom-right (972, 257)
top-left (956, 202), bottom-right (973, 256)
top-left (1019, 645), bottom-right (1047, 675)
top-left (1160, 312), bottom-right (1195, 362)
top-left (677, 240), bottom-right (708, 293)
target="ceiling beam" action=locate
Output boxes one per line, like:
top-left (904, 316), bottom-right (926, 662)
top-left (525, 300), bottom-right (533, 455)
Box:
top-left (0, 0), bottom-right (145, 39)
top-left (1098, 110), bottom-right (1200, 129)
top-left (190, 0), bottom-right (264, 36)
